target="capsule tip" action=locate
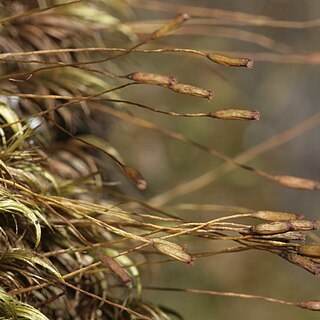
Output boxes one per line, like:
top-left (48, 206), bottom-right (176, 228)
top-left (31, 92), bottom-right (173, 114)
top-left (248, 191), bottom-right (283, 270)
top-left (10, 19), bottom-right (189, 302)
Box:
top-left (181, 13), bottom-right (191, 21)
top-left (246, 59), bottom-right (254, 69)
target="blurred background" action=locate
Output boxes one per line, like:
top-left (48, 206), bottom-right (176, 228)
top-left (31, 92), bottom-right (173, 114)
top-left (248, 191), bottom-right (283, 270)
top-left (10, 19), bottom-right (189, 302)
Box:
top-left (108, 0), bottom-right (320, 319)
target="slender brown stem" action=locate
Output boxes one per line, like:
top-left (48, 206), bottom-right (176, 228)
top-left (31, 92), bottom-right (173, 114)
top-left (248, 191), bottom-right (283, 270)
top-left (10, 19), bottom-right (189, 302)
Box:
top-left (149, 111), bottom-right (320, 205)
top-left (144, 286), bottom-right (296, 307)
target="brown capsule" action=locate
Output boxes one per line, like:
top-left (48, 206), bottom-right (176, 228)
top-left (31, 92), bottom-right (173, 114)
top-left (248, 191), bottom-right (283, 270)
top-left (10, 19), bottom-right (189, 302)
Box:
top-left (126, 72), bottom-right (176, 87)
top-left (314, 221), bottom-right (320, 230)
top-left (150, 13), bottom-right (191, 40)
top-left (170, 83), bottom-right (213, 100)
top-left (297, 244), bottom-right (320, 258)
top-left (123, 165), bottom-right (147, 190)
top-left (289, 220), bottom-right (315, 231)
top-left (297, 300), bottom-right (320, 311)
top-left (254, 231), bottom-right (306, 241)
top-left (253, 210), bottom-right (304, 222)
top-left (280, 252), bottom-right (320, 276)
top-left (274, 175), bottom-right (320, 190)
top-left (210, 109), bottom-right (259, 120)
top-left (153, 239), bottom-right (195, 264)
top-left (98, 252), bottom-right (132, 286)
top-left (251, 221), bottom-right (290, 235)
top-left (207, 54), bottom-right (253, 68)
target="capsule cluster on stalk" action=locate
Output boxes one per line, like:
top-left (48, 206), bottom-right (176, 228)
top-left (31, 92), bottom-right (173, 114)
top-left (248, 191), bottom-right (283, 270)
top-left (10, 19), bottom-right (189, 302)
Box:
top-left (241, 210), bottom-right (320, 277)
top-left (250, 219), bottom-right (320, 235)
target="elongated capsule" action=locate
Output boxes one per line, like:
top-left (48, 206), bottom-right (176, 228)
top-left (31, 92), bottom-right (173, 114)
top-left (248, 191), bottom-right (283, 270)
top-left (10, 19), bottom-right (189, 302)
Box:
top-left (153, 239), bottom-right (195, 264)
top-left (252, 211), bottom-right (304, 221)
top-left (98, 252), bottom-right (132, 286)
top-left (210, 109), bottom-right (259, 120)
top-left (289, 219), bottom-right (315, 231)
top-left (150, 13), bottom-right (191, 40)
top-left (274, 175), bottom-right (320, 190)
top-left (297, 244), bottom-right (320, 258)
top-left (123, 165), bottom-right (147, 190)
top-left (126, 72), bottom-right (176, 87)
top-left (251, 221), bottom-right (290, 235)
top-left (170, 83), bottom-right (213, 100)
top-left (297, 300), bottom-right (320, 311)
top-left (280, 252), bottom-right (319, 276)
top-left (207, 54), bottom-right (253, 68)
top-left (254, 231), bottom-right (306, 241)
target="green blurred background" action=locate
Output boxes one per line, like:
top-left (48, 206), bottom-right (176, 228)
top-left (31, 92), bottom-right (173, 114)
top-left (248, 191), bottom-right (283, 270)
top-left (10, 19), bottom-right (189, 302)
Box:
top-left (110, 1), bottom-right (320, 319)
